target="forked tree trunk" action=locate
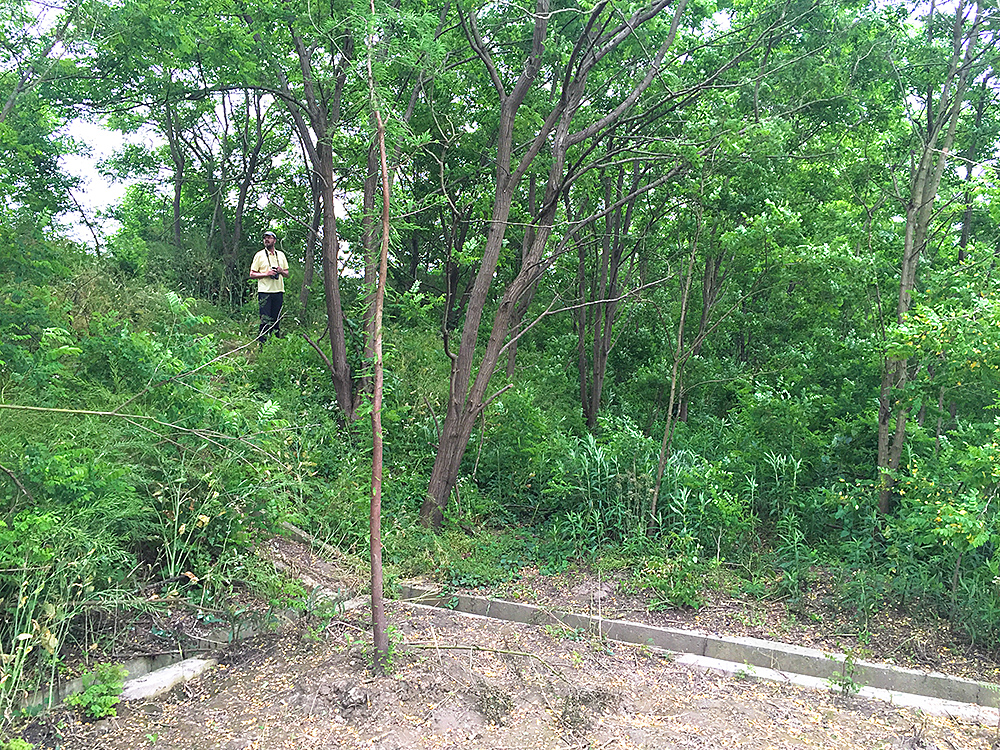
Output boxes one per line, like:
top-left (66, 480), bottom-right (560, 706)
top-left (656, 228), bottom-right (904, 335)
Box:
top-left (240, 9), bottom-right (357, 417)
top-left (317, 142), bottom-right (356, 420)
top-left (299, 176), bottom-right (321, 315)
top-left (418, 0), bottom-right (837, 527)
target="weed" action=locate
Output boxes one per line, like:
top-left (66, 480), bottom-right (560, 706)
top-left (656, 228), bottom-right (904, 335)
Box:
top-left (826, 650), bottom-right (862, 698)
top-left (637, 553), bottom-right (704, 611)
top-left (542, 625), bottom-right (586, 642)
top-left (65, 663), bottom-right (127, 719)
top-left (369, 624), bottom-right (402, 674)
top-left (299, 594), bottom-right (347, 643)
top-left (734, 608), bottom-right (767, 630)
top-left (773, 512), bottom-right (816, 605)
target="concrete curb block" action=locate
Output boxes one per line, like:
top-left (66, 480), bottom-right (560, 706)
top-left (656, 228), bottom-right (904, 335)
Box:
top-left (121, 657), bottom-right (218, 701)
top-left (22, 527), bottom-right (341, 714)
top-left (673, 653), bottom-right (1000, 725)
top-left (398, 582), bottom-right (1000, 723)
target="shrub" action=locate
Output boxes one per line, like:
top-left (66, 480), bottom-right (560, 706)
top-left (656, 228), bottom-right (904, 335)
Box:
top-left (65, 663), bottom-right (128, 719)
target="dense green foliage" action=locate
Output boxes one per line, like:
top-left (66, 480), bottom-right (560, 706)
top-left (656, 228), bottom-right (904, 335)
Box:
top-left (65, 663), bottom-right (127, 719)
top-left (3, 0), bottom-right (1000, 736)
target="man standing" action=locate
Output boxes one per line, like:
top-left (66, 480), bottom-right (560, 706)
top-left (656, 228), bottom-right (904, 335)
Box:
top-left (249, 230), bottom-right (289, 345)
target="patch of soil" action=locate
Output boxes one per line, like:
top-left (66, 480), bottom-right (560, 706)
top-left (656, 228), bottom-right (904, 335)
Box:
top-left (20, 601), bottom-right (998, 750)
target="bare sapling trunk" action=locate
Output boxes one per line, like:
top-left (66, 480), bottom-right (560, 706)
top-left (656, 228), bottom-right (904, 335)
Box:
top-left (651, 210), bottom-right (702, 528)
top-left (366, 44), bottom-right (391, 673)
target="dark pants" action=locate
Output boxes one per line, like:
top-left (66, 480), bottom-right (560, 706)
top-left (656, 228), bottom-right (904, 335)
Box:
top-left (258, 291), bottom-right (283, 344)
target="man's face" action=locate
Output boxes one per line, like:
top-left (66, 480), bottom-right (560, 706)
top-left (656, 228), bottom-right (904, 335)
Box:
top-left (263, 234), bottom-right (276, 249)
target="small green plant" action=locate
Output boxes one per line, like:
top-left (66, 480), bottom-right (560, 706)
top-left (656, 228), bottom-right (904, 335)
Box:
top-left (734, 608), bottom-right (767, 630)
top-left (826, 650), bottom-right (862, 698)
top-left (773, 512), bottom-right (816, 605)
top-left (299, 594), bottom-right (345, 643)
top-left (639, 555), bottom-right (704, 610)
top-left (542, 625), bottom-right (586, 642)
top-left (2, 739), bottom-right (35, 750)
top-left (370, 624), bottom-right (402, 673)
top-left (65, 663), bottom-right (128, 719)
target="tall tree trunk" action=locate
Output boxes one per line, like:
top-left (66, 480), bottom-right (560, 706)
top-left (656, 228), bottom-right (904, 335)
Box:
top-left (505, 176), bottom-right (537, 378)
top-left (576, 162), bottom-right (650, 428)
top-left (226, 92), bottom-right (266, 300)
top-left (300, 173), bottom-right (321, 315)
top-left (264, 22), bottom-right (357, 419)
top-left (677, 220), bottom-right (726, 420)
top-left (958, 83), bottom-right (987, 262)
top-left (317, 142), bottom-right (356, 419)
top-left (164, 101), bottom-right (185, 250)
top-left (877, 0), bottom-right (983, 514)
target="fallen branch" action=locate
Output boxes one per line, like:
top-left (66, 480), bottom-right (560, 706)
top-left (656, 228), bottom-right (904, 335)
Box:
top-left (0, 403), bottom-right (283, 467)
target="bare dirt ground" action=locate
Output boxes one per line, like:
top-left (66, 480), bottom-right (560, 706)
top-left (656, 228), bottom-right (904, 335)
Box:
top-left (14, 537), bottom-right (1000, 750)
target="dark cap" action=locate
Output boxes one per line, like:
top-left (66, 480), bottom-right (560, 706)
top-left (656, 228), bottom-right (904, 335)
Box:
top-left (263, 230), bottom-right (276, 238)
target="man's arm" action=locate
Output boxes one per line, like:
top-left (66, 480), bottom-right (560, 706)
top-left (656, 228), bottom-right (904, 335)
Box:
top-left (276, 253), bottom-right (290, 277)
top-left (249, 252), bottom-right (263, 279)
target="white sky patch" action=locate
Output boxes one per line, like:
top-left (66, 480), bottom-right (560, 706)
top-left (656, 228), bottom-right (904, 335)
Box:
top-left (59, 119), bottom-right (159, 243)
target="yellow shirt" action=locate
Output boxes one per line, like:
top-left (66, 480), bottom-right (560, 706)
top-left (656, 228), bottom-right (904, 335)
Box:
top-left (251, 248), bottom-right (288, 293)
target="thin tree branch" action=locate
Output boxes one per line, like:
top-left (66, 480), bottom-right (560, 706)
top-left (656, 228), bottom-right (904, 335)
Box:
top-left (0, 462), bottom-right (33, 502)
